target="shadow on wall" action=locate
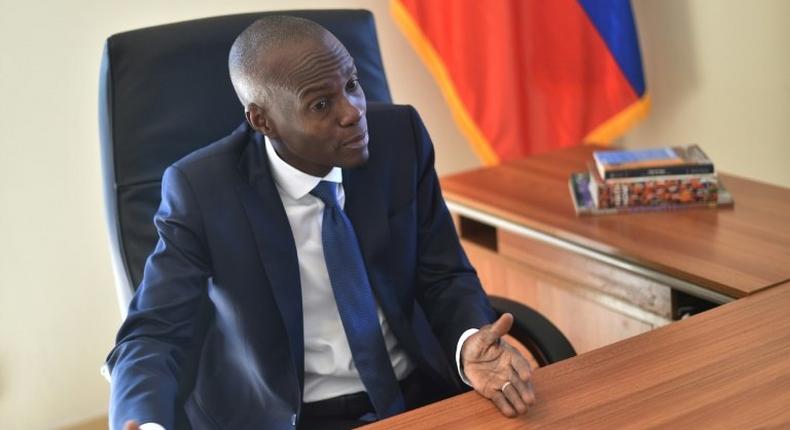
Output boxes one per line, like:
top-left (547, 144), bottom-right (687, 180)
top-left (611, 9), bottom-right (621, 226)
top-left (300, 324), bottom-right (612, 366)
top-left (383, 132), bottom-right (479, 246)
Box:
top-left (631, 0), bottom-right (697, 128)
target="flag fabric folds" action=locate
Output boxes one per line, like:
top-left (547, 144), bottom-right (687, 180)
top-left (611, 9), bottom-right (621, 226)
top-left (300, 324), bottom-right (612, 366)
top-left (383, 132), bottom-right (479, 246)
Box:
top-left (391, 0), bottom-right (650, 164)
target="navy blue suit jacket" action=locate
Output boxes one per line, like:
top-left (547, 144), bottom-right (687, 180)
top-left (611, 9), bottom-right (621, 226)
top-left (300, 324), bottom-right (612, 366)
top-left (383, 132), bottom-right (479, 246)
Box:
top-left (107, 104), bottom-right (495, 430)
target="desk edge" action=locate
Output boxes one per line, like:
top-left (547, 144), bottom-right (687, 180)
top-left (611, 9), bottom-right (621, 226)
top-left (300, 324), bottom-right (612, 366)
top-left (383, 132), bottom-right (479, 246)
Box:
top-left (446, 200), bottom-right (735, 304)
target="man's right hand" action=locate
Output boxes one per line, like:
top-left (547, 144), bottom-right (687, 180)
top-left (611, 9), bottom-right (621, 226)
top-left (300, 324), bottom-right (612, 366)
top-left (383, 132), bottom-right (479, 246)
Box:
top-left (461, 314), bottom-right (536, 417)
top-left (123, 420), bottom-right (140, 430)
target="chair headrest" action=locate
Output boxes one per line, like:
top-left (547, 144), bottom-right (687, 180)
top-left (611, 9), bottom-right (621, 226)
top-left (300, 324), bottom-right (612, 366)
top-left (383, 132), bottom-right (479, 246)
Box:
top-left (99, 10), bottom-right (392, 293)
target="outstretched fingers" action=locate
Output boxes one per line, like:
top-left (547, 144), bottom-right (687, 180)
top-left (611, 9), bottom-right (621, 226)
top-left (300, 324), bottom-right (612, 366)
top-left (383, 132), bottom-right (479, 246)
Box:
top-left (510, 375), bottom-right (536, 408)
top-left (501, 381), bottom-right (529, 415)
top-left (510, 351), bottom-right (535, 405)
top-left (479, 313), bottom-right (514, 347)
top-left (490, 390), bottom-right (517, 418)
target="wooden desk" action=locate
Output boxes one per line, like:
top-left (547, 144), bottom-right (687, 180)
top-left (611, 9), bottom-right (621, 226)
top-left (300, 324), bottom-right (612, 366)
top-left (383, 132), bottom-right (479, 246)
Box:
top-left (365, 281), bottom-right (790, 429)
top-left (441, 145), bottom-right (790, 353)
top-left (442, 145), bottom-right (790, 300)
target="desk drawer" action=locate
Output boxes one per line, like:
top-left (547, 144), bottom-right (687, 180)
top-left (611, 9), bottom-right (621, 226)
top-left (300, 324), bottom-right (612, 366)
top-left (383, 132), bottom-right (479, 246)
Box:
top-left (497, 230), bottom-right (673, 320)
top-left (453, 214), bottom-right (673, 354)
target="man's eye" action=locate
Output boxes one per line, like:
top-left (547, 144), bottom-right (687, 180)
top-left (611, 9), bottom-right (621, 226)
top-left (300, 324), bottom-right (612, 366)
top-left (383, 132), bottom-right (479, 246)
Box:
top-left (312, 100), bottom-right (328, 111)
top-left (346, 79), bottom-right (360, 92)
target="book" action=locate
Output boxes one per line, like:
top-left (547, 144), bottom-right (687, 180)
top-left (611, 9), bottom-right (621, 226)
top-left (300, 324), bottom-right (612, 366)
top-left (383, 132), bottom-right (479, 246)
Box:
top-left (593, 145), bottom-right (715, 180)
top-left (569, 172), bottom-right (733, 216)
top-left (586, 163), bottom-right (719, 209)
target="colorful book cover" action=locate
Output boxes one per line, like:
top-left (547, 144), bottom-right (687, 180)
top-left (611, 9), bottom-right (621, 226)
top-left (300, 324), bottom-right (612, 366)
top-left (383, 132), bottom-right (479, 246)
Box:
top-left (587, 164), bottom-right (719, 209)
top-left (569, 172), bottom-right (733, 216)
top-left (594, 145), bottom-right (715, 179)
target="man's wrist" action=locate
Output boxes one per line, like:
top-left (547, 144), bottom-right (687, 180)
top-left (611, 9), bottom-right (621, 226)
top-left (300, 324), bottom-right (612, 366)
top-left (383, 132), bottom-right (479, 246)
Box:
top-left (455, 328), bottom-right (479, 386)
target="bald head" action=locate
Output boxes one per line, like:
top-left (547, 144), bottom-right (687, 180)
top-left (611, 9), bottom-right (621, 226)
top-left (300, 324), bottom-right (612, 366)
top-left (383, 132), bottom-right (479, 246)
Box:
top-left (230, 16), bottom-right (368, 176)
top-left (228, 15), bottom-right (346, 109)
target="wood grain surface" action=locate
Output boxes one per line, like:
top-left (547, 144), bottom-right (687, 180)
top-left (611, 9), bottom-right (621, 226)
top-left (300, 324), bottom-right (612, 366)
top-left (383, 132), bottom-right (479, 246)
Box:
top-left (364, 281), bottom-right (790, 429)
top-left (440, 145), bottom-right (790, 298)
top-left (462, 238), bottom-right (662, 354)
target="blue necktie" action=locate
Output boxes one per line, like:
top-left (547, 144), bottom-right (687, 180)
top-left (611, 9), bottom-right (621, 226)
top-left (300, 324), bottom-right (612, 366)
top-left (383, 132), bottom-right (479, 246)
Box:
top-left (310, 180), bottom-right (405, 419)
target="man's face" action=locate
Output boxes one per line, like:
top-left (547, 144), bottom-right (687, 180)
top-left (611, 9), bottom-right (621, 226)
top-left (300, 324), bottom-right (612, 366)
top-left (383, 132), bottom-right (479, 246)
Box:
top-left (252, 35), bottom-right (368, 177)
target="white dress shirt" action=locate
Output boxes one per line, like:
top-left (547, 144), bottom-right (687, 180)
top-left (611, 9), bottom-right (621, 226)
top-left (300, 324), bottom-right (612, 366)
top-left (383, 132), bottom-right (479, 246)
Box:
top-left (263, 137), bottom-right (415, 402)
top-left (138, 137), bottom-right (477, 430)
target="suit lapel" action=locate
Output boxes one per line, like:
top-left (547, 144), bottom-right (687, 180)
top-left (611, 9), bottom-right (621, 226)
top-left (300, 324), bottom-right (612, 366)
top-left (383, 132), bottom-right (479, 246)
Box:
top-left (344, 163), bottom-right (414, 348)
top-left (345, 127), bottom-right (452, 385)
top-left (236, 131), bottom-right (304, 392)
top-left (344, 165), bottom-right (390, 295)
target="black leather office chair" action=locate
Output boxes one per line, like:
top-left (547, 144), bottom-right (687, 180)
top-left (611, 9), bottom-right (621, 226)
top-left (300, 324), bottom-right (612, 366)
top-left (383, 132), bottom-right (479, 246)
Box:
top-left (99, 10), bottom-right (393, 314)
top-left (99, 10), bottom-right (574, 375)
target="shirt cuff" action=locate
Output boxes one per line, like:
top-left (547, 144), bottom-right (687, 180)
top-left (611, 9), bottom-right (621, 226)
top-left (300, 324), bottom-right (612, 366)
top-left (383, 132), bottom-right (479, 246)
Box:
top-left (100, 363), bottom-right (112, 383)
top-left (455, 328), bottom-right (480, 387)
top-left (140, 423), bottom-right (166, 430)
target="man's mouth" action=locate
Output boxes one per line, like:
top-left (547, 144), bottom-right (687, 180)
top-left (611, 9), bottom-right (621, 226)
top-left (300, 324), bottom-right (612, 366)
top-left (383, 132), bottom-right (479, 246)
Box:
top-left (342, 130), bottom-right (368, 148)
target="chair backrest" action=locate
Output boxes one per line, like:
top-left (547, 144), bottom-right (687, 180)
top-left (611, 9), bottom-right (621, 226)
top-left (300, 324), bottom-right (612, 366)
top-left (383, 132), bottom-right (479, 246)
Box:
top-left (99, 10), bottom-right (392, 314)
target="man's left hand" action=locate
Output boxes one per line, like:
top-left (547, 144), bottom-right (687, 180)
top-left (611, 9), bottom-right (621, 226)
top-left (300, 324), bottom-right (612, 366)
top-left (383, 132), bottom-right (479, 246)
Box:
top-left (461, 313), bottom-right (536, 417)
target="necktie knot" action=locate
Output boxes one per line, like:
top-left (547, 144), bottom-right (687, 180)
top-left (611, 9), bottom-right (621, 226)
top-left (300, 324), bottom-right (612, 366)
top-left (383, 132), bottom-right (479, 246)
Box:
top-left (310, 181), bottom-right (338, 208)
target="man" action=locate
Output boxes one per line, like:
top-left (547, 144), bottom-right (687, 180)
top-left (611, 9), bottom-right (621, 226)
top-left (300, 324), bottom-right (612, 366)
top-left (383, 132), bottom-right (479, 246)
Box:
top-left (108, 16), bottom-right (535, 430)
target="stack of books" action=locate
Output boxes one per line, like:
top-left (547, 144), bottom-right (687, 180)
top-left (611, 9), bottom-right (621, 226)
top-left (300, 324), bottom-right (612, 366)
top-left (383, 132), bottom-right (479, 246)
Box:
top-left (569, 145), bottom-right (734, 215)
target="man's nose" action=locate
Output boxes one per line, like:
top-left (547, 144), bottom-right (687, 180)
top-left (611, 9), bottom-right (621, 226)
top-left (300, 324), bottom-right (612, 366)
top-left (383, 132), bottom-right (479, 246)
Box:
top-left (338, 95), bottom-right (364, 127)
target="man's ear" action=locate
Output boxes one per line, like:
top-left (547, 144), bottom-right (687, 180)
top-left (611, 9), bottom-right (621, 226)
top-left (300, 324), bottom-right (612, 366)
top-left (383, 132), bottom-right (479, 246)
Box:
top-left (245, 103), bottom-right (278, 138)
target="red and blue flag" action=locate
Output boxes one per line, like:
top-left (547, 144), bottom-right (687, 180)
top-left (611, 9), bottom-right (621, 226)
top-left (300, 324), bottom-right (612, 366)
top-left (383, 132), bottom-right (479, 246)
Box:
top-left (392, 0), bottom-right (650, 164)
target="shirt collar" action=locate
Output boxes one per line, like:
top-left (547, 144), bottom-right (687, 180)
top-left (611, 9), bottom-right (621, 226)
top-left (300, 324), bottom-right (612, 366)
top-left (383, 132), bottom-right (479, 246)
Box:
top-left (264, 135), bottom-right (342, 200)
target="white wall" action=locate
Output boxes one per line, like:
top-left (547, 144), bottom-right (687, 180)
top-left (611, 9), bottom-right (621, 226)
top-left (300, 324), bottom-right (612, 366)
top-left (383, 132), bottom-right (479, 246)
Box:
top-left (0, 1), bottom-right (471, 429)
top-left (0, 0), bottom-right (787, 429)
top-left (626, 0), bottom-right (790, 187)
